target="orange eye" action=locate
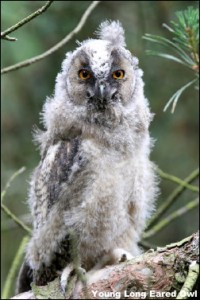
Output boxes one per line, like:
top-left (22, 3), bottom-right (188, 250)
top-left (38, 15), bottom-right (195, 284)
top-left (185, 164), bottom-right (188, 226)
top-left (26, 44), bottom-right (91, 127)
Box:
top-left (78, 69), bottom-right (92, 80)
top-left (112, 69), bottom-right (125, 79)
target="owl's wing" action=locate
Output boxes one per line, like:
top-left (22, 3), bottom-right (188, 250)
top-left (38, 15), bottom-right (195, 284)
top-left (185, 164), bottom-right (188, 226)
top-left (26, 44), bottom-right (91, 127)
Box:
top-left (16, 261), bottom-right (33, 294)
top-left (16, 137), bottom-right (83, 293)
top-left (31, 137), bottom-right (82, 229)
top-left (17, 236), bottom-right (72, 293)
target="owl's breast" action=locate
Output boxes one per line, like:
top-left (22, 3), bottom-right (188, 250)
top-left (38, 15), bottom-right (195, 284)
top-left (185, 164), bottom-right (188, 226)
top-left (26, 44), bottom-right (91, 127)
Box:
top-left (68, 138), bottom-right (136, 260)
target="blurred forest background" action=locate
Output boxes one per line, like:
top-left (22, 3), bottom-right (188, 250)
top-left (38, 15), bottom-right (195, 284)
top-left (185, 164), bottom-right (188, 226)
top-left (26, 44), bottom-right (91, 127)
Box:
top-left (1, 1), bottom-right (199, 296)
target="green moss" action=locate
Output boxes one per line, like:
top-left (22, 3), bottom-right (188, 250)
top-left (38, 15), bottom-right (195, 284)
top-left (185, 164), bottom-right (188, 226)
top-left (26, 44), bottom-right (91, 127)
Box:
top-left (175, 272), bottom-right (186, 283)
top-left (31, 278), bottom-right (65, 299)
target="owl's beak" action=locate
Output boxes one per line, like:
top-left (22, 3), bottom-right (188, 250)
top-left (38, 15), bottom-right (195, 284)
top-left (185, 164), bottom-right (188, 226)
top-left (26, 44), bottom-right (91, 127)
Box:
top-left (95, 82), bottom-right (108, 100)
top-left (88, 81), bottom-right (115, 110)
top-left (99, 84), bottom-right (105, 99)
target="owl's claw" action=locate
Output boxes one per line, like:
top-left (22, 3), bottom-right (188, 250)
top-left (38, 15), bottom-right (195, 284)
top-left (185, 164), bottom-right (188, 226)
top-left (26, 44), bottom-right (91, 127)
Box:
top-left (119, 253), bottom-right (128, 262)
top-left (119, 251), bottom-right (134, 263)
top-left (60, 263), bottom-right (74, 294)
top-left (60, 264), bottom-right (86, 295)
top-left (76, 267), bottom-right (86, 282)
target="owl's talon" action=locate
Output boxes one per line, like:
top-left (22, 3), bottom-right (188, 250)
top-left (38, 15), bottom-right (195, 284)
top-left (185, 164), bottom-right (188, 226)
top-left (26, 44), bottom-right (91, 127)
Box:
top-left (60, 266), bottom-right (85, 297)
top-left (119, 253), bottom-right (127, 262)
top-left (76, 267), bottom-right (86, 283)
top-left (60, 279), bottom-right (67, 294)
top-left (60, 264), bottom-right (74, 294)
top-left (76, 267), bottom-right (86, 278)
top-left (60, 278), bottom-right (67, 294)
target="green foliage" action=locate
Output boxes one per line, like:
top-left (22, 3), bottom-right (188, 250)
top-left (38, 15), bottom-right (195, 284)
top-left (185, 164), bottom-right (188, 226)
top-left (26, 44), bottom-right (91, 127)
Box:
top-left (143, 6), bottom-right (199, 113)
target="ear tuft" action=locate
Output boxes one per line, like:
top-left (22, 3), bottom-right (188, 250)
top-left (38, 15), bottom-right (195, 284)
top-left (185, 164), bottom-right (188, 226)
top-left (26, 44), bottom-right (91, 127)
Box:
top-left (95, 20), bottom-right (126, 47)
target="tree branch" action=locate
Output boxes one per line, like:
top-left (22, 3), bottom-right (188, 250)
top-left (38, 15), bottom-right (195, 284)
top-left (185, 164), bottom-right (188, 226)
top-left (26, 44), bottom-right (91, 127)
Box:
top-left (176, 261), bottom-right (199, 299)
top-left (1, 1), bottom-right (53, 39)
top-left (143, 198), bottom-right (199, 239)
top-left (1, 167), bottom-right (32, 234)
top-left (1, 1), bottom-right (100, 75)
top-left (1, 203), bottom-right (32, 234)
top-left (147, 168), bottom-right (199, 229)
top-left (158, 168), bottom-right (199, 193)
top-left (11, 232), bottom-right (199, 299)
top-left (1, 35), bottom-right (17, 41)
top-left (2, 236), bottom-right (29, 299)
top-left (1, 213), bottom-right (31, 231)
top-left (1, 167), bottom-right (26, 202)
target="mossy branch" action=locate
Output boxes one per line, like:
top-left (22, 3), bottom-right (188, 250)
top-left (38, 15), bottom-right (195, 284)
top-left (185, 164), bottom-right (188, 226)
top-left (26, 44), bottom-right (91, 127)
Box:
top-left (11, 232), bottom-right (199, 299)
top-left (176, 261), bottom-right (199, 299)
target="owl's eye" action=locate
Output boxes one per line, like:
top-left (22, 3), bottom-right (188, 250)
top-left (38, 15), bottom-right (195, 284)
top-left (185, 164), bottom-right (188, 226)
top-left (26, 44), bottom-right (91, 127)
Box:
top-left (78, 69), bottom-right (92, 80)
top-left (112, 69), bottom-right (125, 79)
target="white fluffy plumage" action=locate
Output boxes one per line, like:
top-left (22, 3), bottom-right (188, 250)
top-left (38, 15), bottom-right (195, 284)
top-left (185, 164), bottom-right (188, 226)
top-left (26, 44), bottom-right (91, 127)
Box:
top-left (95, 20), bottom-right (126, 47)
top-left (17, 20), bottom-right (159, 294)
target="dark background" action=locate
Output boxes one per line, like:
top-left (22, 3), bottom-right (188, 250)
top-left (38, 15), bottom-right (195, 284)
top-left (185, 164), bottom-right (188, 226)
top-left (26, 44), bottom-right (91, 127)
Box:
top-left (1, 1), bottom-right (199, 297)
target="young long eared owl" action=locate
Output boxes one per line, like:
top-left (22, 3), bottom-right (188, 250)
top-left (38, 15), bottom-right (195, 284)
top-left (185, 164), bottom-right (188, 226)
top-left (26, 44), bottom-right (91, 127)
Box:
top-left (17, 20), bottom-right (158, 293)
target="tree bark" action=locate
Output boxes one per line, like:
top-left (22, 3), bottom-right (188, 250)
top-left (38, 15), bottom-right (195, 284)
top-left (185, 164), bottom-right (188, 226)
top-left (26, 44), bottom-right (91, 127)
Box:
top-left (11, 232), bottom-right (199, 299)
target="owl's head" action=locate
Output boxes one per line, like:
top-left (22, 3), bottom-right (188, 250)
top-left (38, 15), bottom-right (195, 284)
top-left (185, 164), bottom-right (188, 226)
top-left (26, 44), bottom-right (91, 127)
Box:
top-left (42, 21), bottom-right (151, 143)
top-left (55, 21), bottom-right (139, 111)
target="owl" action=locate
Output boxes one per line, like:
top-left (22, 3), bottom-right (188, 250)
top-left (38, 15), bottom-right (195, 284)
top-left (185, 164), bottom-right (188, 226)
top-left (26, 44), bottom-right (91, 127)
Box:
top-left (17, 20), bottom-right (158, 294)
